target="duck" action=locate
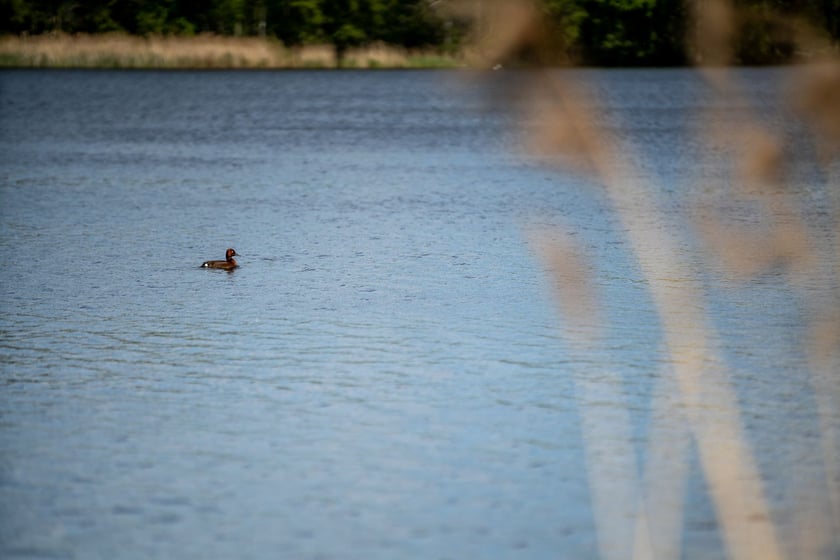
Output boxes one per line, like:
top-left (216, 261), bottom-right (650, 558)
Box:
top-left (201, 248), bottom-right (239, 270)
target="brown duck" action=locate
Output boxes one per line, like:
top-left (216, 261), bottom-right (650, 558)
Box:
top-left (201, 248), bottom-right (239, 270)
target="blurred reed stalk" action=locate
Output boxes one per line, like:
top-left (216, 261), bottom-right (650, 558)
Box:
top-left (448, 0), bottom-right (840, 558)
top-left (693, 2), bottom-right (840, 552)
top-left (0, 33), bottom-right (459, 69)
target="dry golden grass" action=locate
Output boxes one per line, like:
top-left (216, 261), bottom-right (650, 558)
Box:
top-left (450, 0), bottom-right (840, 558)
top-left (0, 33), bottom-right (459, 69)
top-left (0, 33), bottom-right (286, 68)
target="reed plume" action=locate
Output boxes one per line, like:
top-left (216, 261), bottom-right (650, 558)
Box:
top-left (445, 0), bottom-right (840, 557)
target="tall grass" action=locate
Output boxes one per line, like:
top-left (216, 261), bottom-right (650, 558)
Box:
top-left (0, 33), bottom-right (460, 69)
top-left (451, 0), bottom-right (840, 558)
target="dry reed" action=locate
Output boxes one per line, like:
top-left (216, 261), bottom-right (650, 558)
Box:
top-left (0, 33), bottom-right (459, 69)
top-left (447, 0), bottom-right (840, 558)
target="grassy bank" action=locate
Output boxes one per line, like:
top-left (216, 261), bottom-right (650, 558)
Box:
top-left (0, 33), bottom-right (461, 69)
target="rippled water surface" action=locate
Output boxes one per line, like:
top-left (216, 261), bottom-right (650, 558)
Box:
top-left (1, 68), bottom-right (837, 559)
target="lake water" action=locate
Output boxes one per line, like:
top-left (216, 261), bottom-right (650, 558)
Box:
top-left (1, 68), bottom-right (837, 559)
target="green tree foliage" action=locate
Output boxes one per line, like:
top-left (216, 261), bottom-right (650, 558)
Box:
top-left (573, 0), bottom-right (689, 65)
top-left (0, 0), bottom-right (837, 65)
top-left (267, 0), bottom-right (327, 43)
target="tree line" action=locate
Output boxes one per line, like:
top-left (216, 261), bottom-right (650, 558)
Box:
top-left (1, 0), bottom-right (838, 65)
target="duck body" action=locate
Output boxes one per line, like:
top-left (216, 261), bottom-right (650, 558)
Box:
top-left (201, 248), bottom-right (239, 270)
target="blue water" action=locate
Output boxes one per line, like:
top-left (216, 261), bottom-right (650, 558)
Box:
top-left (1, 68), bottom-right (837, 559)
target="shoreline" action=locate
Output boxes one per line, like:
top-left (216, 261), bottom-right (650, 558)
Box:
top-left (2, 33), bottom-right (826, 71)
top-left (0, 33), bottom-right (462, 70)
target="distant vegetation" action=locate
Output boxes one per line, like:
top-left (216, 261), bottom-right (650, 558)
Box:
top-left (0, 33), bottom-right (459, 68)
top-left (1, 0), bottom-right (838, 67)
